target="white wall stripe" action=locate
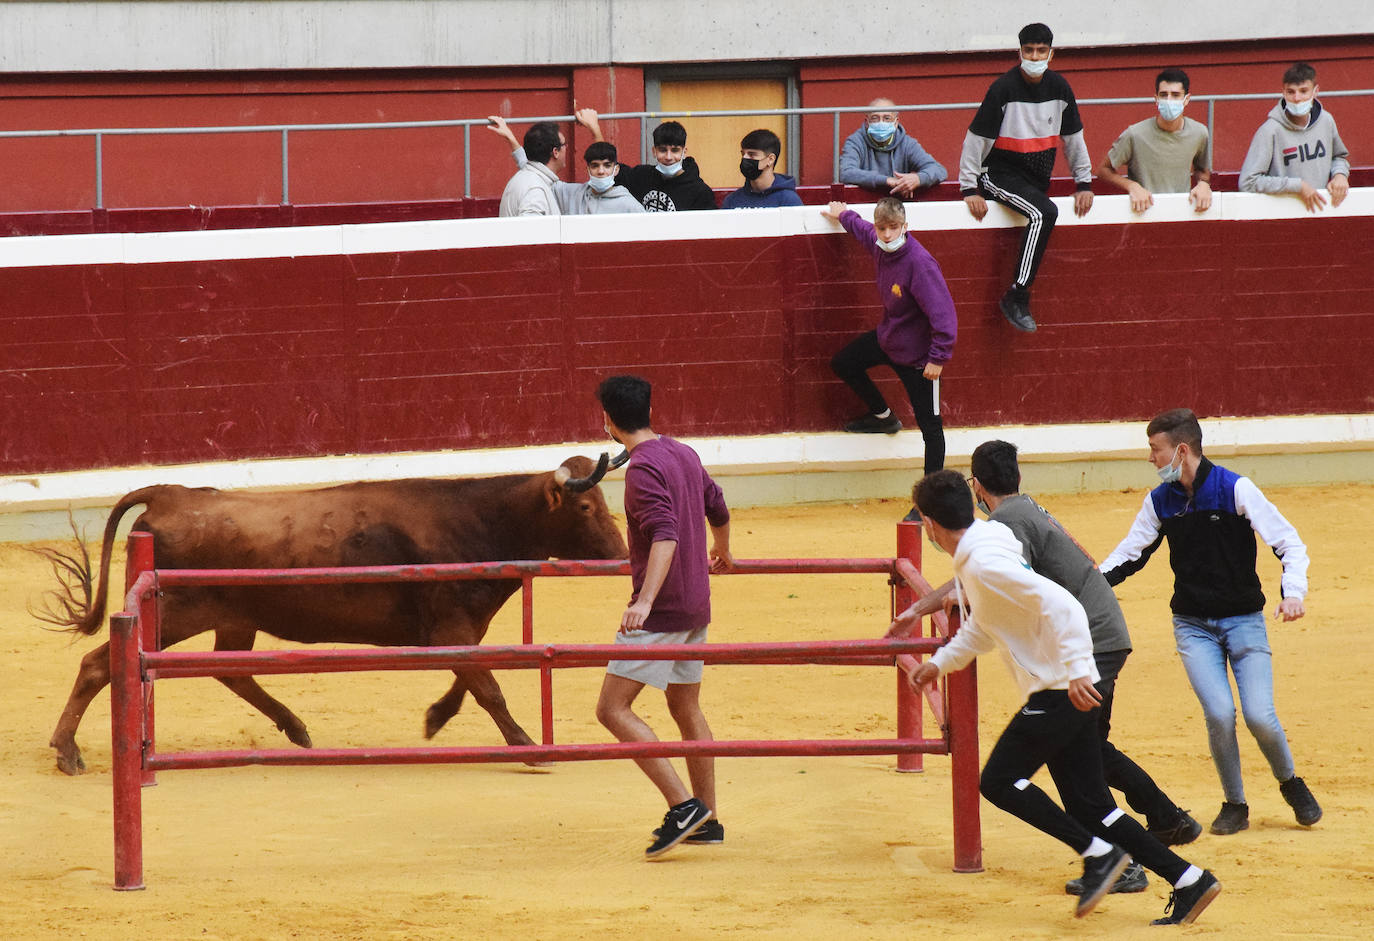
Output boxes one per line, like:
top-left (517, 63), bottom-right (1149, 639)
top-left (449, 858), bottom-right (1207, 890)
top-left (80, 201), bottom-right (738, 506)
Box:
top-left (0, 190), bottom-right (1368, 270)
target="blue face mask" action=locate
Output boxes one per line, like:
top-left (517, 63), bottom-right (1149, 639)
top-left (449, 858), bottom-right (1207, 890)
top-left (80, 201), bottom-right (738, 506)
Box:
top-left (656, 160), bottom-right (684, 178)
top-left (1157, 445), bottom-right (1184, 484)
top-left (1286, 97), bottom-right (1314, 117)
top-left (1020, 56), bottom-right (1050, 77)
top-left (866, 121), bottom-right (896, 143)
top-left (876, 233), bottom-right (906, 254)
top-left (976, 498), bottom-right (991, 516)
top-left (587, 173), bottom-right (615, 193)
top-left (1156, 98), bottom-right (1186, 121)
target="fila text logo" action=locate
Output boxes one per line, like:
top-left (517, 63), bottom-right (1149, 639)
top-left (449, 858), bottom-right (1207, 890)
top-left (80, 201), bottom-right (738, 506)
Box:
top-left (1282, 140), bottom-right (1327, 166)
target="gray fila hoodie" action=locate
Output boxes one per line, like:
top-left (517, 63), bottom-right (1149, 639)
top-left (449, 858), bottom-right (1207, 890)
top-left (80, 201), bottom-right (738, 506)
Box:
top-left (1239, 99), bottom-right (1350, 194)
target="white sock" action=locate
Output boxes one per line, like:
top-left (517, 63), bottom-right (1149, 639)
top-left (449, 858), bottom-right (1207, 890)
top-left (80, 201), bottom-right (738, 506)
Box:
top-left (1081, 837), bottom-right (1113, 859)
top-left (874, 408), bottom-right (892, 419)
top-left (1174, 865), bottom-right (1202, 889)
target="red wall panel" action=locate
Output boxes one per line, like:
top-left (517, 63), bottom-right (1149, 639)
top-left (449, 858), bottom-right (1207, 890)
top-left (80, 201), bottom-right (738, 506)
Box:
top-left (2, 210), bottom-right (1372, 476)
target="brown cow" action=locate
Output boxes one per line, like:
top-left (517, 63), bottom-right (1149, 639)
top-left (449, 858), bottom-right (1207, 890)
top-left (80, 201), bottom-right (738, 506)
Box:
top-left (39, 454), bottom-right (628, 775)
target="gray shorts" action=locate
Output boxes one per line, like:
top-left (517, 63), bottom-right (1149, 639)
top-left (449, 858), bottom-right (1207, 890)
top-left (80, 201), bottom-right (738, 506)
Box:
top-left (606, 625), bottom-right (708, 690)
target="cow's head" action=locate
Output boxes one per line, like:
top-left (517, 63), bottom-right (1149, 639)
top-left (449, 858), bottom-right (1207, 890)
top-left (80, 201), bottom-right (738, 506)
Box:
top-left (540, 453), bottom-right (629, 560)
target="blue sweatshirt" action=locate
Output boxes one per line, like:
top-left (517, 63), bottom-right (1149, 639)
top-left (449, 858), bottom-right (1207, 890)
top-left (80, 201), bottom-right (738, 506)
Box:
top-left (722, 173), bottom-right (803, 209)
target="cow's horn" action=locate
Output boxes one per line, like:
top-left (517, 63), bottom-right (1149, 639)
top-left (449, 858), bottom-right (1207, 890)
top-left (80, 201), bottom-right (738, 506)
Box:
top-left (563, 452), bottom-right (612, 493)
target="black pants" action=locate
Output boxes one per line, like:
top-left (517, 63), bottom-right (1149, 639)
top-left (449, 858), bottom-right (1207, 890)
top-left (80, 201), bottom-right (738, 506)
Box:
top-left (979, 169), bottom-right (1057, 295)
top-left (1095, 649), bottom-right (1181, 829)
top-left (980, 689), bottom-right (1190, 884)
top-left (829, 330), bottom-right (945, 475)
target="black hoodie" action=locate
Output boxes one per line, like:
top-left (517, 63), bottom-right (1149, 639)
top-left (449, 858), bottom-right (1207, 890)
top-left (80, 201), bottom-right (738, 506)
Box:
top-left (616, 157), bottom-right (718, 211)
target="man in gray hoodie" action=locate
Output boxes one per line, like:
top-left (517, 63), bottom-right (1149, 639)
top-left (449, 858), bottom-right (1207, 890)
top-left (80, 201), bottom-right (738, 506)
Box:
top-left (1239, 62), bottom-right (1350, 212)
top-left (839, 98), bottom-right (947, 197)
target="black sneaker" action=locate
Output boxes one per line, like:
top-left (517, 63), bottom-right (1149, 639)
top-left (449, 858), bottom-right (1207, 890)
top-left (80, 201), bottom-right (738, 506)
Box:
top-left (1151, 870), bottom-right (1221, 926)
top-left (653, 818), bottom-right (724, 845)
top-left (1209, 801), bottom-right (1249, 835)
top-left (998, 290), bottom-right (1037, 332)
top-left (1279, 775), bottom-right (1322, 826)
top-left (1147, 808), bottom-right (1203, 846)
top-left (1074, 846), bottom-right (1131, 918)
top-left (1065, 860), bottom-right (1148, 896)
top-left (844, 413), bottom-right (902, 434)
top-left (645, 798), bottom-right (712, 859)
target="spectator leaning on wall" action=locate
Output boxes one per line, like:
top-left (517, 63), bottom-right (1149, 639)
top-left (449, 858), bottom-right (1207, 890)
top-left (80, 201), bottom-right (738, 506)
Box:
top-left (722, 128), bottom-right (803, 209)
top-left (488, 112), bottom-right (644, 215)
top-left (1096, 67), bottom-right (1212, 214)
top-left (1239, 62), bottom-right (1350, 212)
top-left (839, 98), bottom-right (947, 197)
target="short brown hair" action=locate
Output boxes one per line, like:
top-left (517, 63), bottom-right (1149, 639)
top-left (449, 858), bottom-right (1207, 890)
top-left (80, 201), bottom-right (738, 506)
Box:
top-left (1146, 408), bottom-right (1203, 452)
top-left (873, 197), bottom-right (906, 224)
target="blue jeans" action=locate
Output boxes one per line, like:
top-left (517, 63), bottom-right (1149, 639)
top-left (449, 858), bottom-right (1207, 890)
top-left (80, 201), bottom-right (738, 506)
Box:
top-left (1173, 612), bottom-right (1295, 803)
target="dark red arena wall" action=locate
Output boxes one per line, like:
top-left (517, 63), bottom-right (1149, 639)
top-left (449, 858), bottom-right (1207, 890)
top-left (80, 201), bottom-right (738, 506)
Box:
top-left (2, 202), bottom-right (1371, 477)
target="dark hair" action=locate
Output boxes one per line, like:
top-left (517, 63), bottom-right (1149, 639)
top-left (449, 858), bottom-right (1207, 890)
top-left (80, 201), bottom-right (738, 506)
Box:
top-left (584, 140), bottom-right (618, 165)
top-left (970, 440), bottom-right (1021, 497)
top-left (913, 470), bottom-right (976, 531)
top-left (523, 121), bottom-right (563, 165)
top-left (1283, 62), bottom-right (1317, 86)
top-left (740, 128), bottom-right (781, 158)
top-left (1146, 408), bottom-right (1203, 452)
top-left (1018, 22), bottom-right (1054, 47)
top-left (652, 121), bottom-right (688, 148)
top-left (873, 196), bottom-right (907, 223)
top-left (597, 375), bottom-right (652, 432)
top-left (1156, 67), bottom-right (1190, 94)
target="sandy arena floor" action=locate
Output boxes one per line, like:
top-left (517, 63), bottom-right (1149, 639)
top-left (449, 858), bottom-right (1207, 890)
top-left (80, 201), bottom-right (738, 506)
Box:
top-left (2, 484), bottom-right (1372, 940)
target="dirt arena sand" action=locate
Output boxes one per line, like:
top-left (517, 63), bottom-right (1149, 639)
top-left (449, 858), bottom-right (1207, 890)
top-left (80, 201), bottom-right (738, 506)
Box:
top-left (3, 484), bottom-right (1372, 940)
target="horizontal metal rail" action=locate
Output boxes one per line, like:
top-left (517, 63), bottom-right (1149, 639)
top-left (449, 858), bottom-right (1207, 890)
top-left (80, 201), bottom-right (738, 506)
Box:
top-left (7, 90), bottom-right (1367, 203)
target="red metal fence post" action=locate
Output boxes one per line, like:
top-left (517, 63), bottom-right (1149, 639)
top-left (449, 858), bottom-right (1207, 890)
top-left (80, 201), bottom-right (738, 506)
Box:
top-left (110, 612), bottom-right (146, 891)
top-left (523, 575), bottom-right (554, 747)
top-left (126, 532), bottom-right (158, 787)
top-left (895, 520), bottom-right (923, 772)
top-left (945, 607), bottom-right (983, 872)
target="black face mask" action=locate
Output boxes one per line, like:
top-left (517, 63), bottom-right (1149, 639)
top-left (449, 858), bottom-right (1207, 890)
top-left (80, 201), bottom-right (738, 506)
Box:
top-left (739, 157), bottom-right (766, 181)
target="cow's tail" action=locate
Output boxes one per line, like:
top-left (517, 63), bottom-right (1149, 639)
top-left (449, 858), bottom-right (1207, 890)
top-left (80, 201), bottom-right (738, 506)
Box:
top-left (31, 487), bottom-right (163, 637)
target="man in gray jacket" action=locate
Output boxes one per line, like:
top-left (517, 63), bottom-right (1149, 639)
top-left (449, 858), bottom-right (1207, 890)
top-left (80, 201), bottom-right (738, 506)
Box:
top-left (839, 98), bottom-right (947, 197)
top-left (496, 120), bottom-right (565, 217)
top-left (1239, 62), bottom-right (1350, 212)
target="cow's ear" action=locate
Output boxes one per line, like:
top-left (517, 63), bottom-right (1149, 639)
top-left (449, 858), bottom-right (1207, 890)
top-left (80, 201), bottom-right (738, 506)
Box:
top-left (546, 468), bottom-right (570, 511)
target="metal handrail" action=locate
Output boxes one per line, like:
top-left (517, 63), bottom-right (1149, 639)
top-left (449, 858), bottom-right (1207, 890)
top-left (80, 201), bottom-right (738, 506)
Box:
top-left (0, 90), bottom-right (1367, 207)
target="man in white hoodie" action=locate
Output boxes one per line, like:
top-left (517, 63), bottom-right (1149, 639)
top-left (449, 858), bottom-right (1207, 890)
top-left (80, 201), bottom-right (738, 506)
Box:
top-left (1239, 62), bottom-right (1350, 212)
top-left (907, 470), bottom-right (1220, 926)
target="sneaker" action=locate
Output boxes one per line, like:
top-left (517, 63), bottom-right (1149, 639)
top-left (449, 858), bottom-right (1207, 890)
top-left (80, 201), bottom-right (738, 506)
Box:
top-left (1065, 861), bottom-right (1148, 896)
top-left (1209, 801), bottom-right (1249, 835)
top-left (1148, 808), bottom-right (1203, 846)
top-left (998, 290), bottom-right (1038, 333)
top-left (1151, 870), bottom-right (1221, 926)
top-left (644, 798), bottom-right (712, 859)
top-left (844, 413), bottom-right (902, 434)
top-left (1074, 846), bottom-right (1131, 918)
top-left (653, 818), bottom-right (724, 845)
top-left (1279, 775), bottom-right (1322, 826)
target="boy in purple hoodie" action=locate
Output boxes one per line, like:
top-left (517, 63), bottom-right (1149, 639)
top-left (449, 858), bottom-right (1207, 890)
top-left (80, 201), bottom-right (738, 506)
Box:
top-left (820, 197), bottom-right (958, 475)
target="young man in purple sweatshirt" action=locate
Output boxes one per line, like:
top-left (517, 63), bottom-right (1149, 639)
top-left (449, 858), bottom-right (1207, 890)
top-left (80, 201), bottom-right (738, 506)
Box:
top-left (820, 197), bottom-right (958, 476)
top-left (594, 374), bottom-right (734, 859)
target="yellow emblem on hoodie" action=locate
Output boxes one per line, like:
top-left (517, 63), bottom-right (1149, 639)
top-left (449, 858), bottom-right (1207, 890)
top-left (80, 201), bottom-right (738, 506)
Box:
top-left (891, 284), bottom-right (903, 298)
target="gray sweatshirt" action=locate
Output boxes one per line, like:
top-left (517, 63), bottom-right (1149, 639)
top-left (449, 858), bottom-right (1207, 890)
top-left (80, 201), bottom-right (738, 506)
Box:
top-left (1239, 100), bottom-right (1350, 195)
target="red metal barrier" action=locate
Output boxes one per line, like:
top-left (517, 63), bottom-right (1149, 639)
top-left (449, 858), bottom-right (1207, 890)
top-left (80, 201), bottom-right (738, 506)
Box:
top-left (109, 538), bottom-right (983, 889)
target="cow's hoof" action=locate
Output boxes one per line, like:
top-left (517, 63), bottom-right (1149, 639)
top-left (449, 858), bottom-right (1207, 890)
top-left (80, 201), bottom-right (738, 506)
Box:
top-left (281, 724), bottom-right (313, 749)
top-left (54, 747), bottom-right (87, 776)
top-left (423, 706), bottom-right (455, 740)
top-left (523, 760), bottom-right (556, 771)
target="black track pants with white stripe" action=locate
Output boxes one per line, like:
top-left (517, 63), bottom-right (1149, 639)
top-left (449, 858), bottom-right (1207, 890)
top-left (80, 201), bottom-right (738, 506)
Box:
top-left (979, 170), bottom-right (1058, 294)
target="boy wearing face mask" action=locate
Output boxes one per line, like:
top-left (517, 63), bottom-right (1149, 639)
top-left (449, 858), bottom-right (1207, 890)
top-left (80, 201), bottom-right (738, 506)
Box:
top-left (1101, 408), bottom-right (1322, 838)
top-left (839, 98), bottom-right (948, 197)
top-left (1097, 68), bottom-right (1212, 214)
top-left (1239, 62), bottom-right (1350, 212)
top-left (958, 22), bottom-right (1093, 334)
top-left (488, 113), bottom-right (645, 215)
top-left (818, 198), bottom-right (956, 476)
top-left (722, 129), bottom-right (803, 209)
top-left (579, 111), bottom-right (718, 211)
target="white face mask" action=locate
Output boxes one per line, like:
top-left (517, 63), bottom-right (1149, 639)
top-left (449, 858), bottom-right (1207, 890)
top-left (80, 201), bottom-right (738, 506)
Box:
top-left (1020, 56), bottom-right (1050, 77)
top-left (587, 173), bottom-right (615, 193)
top-left (1286, 97), bottom-right (1314, 117)
top-left (1156, 98), bottom-right (1186, 121)
top-left (655, 161), bottom-right (684, 178)
top-left (876, 233), bottom-right (907, 254)
top-left (1156, 445), bottom-right (1184, 484)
